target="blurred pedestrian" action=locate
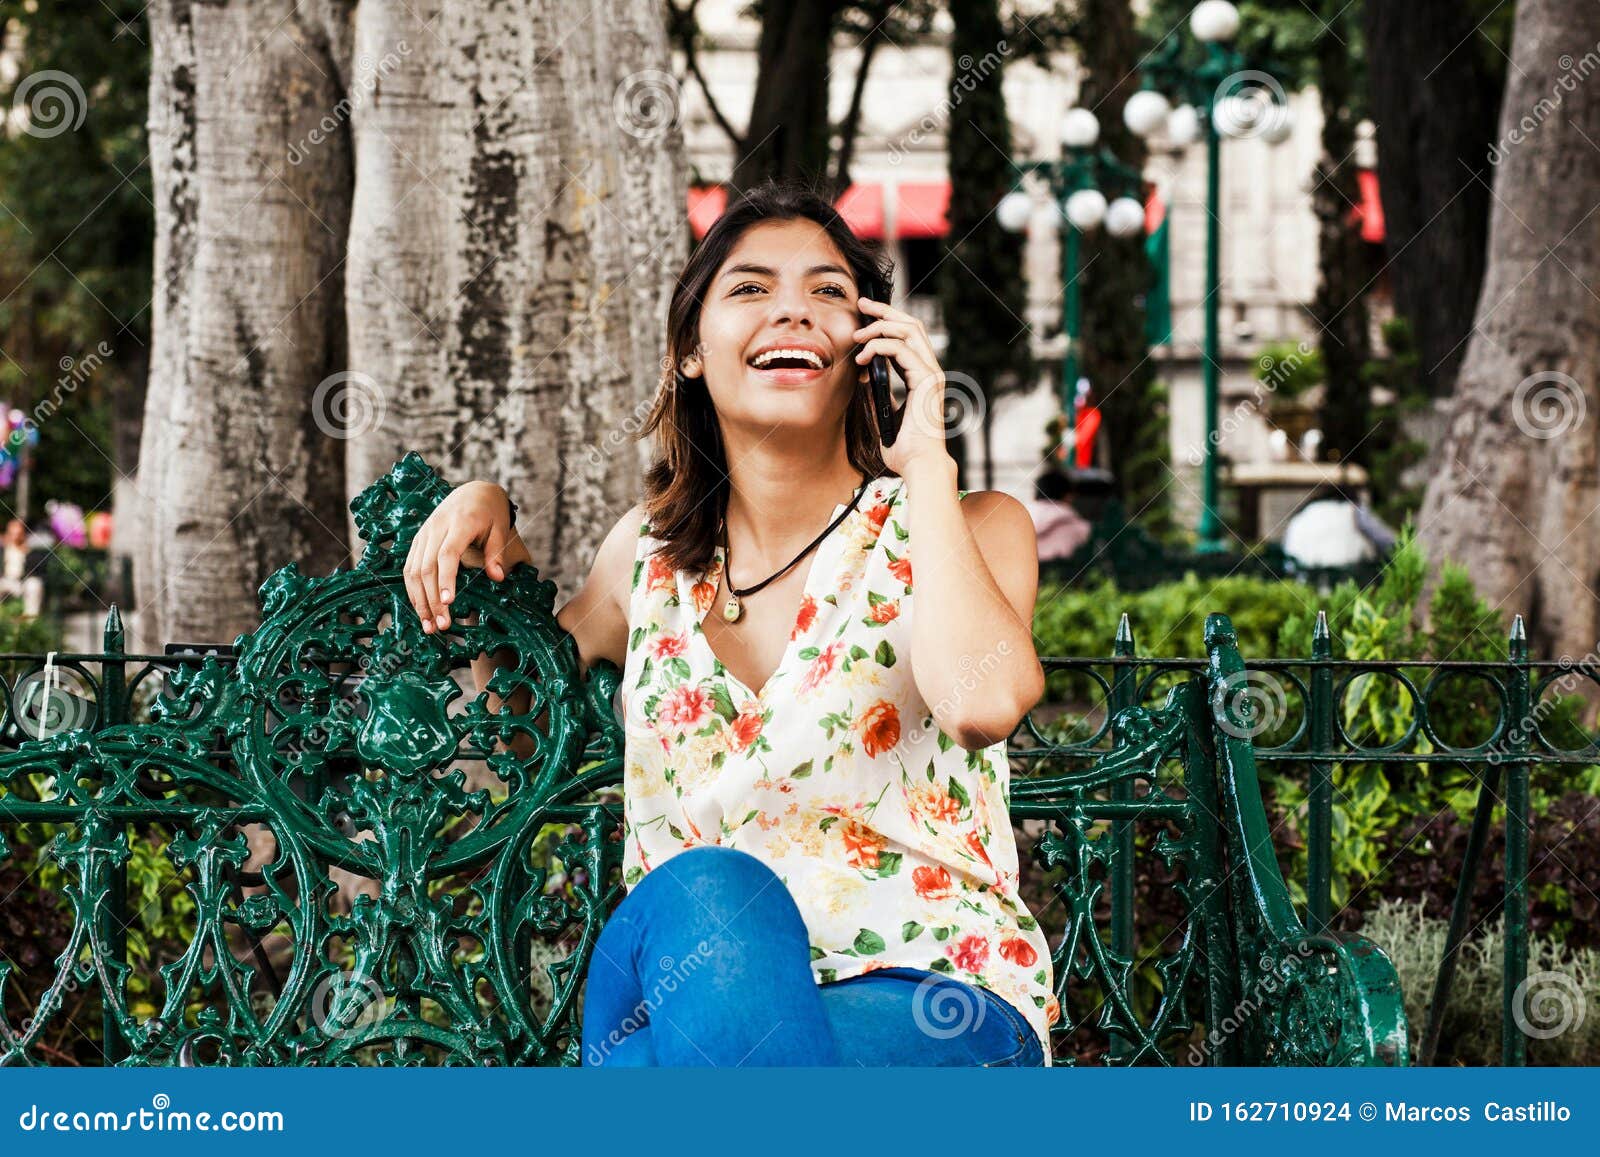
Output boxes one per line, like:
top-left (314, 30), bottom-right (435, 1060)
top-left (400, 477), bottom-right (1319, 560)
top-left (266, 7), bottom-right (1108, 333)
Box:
top-left (0, 518), bottom-right (45, 617)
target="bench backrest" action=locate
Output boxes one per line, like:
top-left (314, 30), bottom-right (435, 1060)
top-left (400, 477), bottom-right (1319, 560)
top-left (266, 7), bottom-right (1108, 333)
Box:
top-left (0, 453), bottom-right (1405, 1066)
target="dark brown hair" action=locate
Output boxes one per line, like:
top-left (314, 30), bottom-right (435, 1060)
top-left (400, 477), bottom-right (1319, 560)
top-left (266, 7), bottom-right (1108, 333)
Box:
top-left (638, 178), bottom-right (894, 575)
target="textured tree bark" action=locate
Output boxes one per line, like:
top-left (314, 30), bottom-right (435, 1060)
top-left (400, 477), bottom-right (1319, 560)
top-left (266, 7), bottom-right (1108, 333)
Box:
top-left (142, 0), bottom-right (354, 647)
top-left (1363, 0), bottom-right (1502, 399)
top-left (1417, 0), bottom-right (1600, 660)
top-left (142, 0), bottom-right (685, 642)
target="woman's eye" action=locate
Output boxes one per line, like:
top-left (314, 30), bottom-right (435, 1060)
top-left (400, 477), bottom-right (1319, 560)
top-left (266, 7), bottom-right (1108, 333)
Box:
top-left (729, 283), bottom-right (850, 297)
top-left (818, 285), bottom-right (847, 297)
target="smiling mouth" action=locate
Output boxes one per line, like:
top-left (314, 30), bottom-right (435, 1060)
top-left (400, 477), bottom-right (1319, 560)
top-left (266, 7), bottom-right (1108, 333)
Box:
top-left (747, 348), bottom-right (831, 371)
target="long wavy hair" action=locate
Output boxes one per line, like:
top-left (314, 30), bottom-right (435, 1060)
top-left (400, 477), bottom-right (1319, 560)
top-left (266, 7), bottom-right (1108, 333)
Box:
top-left (638, 178), bottom-right (894, 576)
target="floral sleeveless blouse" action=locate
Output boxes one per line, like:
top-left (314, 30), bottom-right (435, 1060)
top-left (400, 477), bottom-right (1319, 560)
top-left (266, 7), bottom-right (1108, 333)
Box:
top-left (618, 473), bottom-right (1059, 1062)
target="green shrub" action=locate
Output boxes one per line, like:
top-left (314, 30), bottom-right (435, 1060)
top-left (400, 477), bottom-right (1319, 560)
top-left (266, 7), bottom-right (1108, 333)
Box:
top-left (1361, 896), bottom-right (1600, 1065)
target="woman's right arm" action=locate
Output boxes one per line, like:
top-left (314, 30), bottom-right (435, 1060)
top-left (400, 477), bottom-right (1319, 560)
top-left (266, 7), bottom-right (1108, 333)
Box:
top-left (402, 482), bottom-right (641, 702)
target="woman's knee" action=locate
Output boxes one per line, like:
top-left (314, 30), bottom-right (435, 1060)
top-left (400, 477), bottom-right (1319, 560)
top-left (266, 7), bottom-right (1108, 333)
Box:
top-left (632, 845), bottom-right (803, 935)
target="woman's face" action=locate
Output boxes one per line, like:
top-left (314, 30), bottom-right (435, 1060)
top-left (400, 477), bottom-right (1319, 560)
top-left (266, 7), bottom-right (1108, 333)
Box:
top-left (689, 218), bottom-right (868, 437)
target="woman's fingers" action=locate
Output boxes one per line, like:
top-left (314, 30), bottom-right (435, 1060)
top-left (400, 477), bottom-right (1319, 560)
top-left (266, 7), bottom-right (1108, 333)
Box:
top-left (404, 525), bottom-right (440, 629)
top-left (481, 523), bottom-right (511, 582)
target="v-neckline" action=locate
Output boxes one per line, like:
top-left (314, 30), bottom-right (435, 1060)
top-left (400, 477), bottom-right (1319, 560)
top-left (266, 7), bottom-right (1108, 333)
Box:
top-left (693, 481), bottom-right (873, 703)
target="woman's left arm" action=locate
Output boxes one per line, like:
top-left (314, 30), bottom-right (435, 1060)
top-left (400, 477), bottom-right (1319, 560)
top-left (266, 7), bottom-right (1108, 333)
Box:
top-left (900, 454), bottom-right (1046, 750)
top-left (851, 293), bottom-right (1045, 750)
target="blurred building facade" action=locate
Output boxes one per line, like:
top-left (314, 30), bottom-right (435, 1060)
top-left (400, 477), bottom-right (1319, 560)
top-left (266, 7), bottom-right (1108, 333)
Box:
top-left (674, 1), bottom-right (1379, 534)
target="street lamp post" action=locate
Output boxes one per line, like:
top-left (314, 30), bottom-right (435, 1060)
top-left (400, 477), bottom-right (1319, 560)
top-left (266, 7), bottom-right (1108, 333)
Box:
top-left (1123, 0), bottom-right (1293, 553)
top-left (998, 108), bottom-right (1145, 457)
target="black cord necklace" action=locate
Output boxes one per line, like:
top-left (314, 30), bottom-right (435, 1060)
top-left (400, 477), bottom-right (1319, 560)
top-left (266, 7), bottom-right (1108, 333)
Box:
top-left (718, 480), bottom-right (869, 624)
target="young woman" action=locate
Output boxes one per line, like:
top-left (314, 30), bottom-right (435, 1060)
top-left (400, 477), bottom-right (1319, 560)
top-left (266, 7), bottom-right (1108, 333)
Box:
top-left (403, 181), bottom-right (1059, 1067)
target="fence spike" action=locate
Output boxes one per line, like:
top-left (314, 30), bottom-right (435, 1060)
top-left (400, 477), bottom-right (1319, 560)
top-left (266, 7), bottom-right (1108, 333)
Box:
top-left (1115, 612), bottom-right (1134, 655)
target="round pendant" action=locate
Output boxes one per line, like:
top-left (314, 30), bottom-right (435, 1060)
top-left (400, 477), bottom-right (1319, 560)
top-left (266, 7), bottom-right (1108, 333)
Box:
top-left (722, 596), bottom-right (742, 623)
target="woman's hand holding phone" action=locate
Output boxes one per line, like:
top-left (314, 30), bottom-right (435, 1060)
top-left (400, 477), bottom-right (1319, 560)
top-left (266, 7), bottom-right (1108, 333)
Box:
top-left (853, 293), bottom-right (956, 476)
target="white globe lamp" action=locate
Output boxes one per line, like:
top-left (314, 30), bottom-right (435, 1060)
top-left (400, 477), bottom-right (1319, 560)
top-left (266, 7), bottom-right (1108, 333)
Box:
top-left (1064, 188), bottom-right (1108, 232)
top-left (1191, 1), bottom-right (1241, 43)
top-left (1060, 108), bottom-right (1101, 150)
top-left (1105, 196), bottom-right (1146, 238)
top-left (1166, 104), bottom-right (1201, 146)
top-left (996, 190), bottom-right (1034, 234)
top-left (1123, 89), bottom-right (1172, 138)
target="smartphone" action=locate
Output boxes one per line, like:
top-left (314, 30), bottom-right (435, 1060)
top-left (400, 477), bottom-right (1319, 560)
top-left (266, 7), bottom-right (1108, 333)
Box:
top-left (859, 275), bottom-right (901, 447)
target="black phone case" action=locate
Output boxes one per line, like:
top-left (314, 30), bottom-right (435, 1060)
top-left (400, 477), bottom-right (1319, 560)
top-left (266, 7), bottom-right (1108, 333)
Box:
top-left (861, 277), bottom-right (901, 447)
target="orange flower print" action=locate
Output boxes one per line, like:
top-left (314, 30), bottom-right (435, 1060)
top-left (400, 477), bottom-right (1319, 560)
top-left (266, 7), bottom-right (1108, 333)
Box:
top-left (857, 699), bottom-right (901, 758)
top-left (948, 932), bottom-right (990, 973)
top-left (797, 641), bottom-right (843, 696)
top-left (866, 502), bottom-right (891, 533)
top-left (910, 783), bottom-right (962, 825)
top-left (966, 828), bottom-right (996, 873)
top-left (912, 864), bottom-right (955, 901)
top-left (645, 553), bottom-right (676, 594)
top-left (888, 554), bottom-right (912, 587)
top-left (1044, 994), bottom-right (1062, 1027)
top-left (791, 594), bottom-right (818, 640)
top-left (840, 820), bottom-right (886, 869)
top-left (868, 599), bottom-right (899, 624)
top-left (729, 704), bottom-right (765, 752)
top-left (651, 632), bottom-right (688, 659)
top-left (690, 577), bottom-right (718, 616)
top-left (999, 936), bottom-right (1038, 968)
top-left (658, 685), bottom-right (711, 729)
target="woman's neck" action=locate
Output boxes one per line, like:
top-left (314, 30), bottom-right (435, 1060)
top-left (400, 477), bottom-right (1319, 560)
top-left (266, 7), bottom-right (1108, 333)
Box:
top-left (720, 431), bottom-right (866, 569)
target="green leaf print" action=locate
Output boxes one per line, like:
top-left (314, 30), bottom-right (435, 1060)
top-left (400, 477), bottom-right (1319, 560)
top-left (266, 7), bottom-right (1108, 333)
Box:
top-left (853, 928), bottom-right (887, 955)
top-left (798, 646), bottom-right (820, 661)
top-left (810, 946), bottom-right (826, 961)
top-left (665, 657), bottom-right (692, 682)
top-left (931, 925), bottom-right (952, 941)
top-left (625, 866), bottom-right (644, 886)
top-left (936, 729), bottom-right (954, 753)
top-left (901, 920), bottom-right (925, 943)
top-left (631, 560), bottom-right (643, 590)
top-left (929, 958), bottom-right (954, 973)
top-left (947, 776), bottom-right (970, 810)
top-left (872, 851), bottom-right (903, 878)
top-left (819, 816), bottom-right (839, 832)
top-left (667, 823), bottom-right (684, 840)
top-left (849, 644), bottom-right (870, 662)
top-left (1017, 914), bottom-right (1038, 931)
top-left (819, 968), bottom-right (838, 983)
top-left (875, 640), bottom-right (896, 667)
top-left (637, 658), bottom-right (654, 688)
top-left (788, 759), bottom-right (814, 779)
top-left (866, 590), bottom-right (886, 606)
top-left (629, 627), bottom-right (646, 651)
top-left (709, 683), bottom-right (737, 722)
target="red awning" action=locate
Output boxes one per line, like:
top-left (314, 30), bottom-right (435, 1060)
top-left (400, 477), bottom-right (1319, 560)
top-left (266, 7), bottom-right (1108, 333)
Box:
top-left (895, 182), bottom-right (950, 239)
top-left (688, 184), bottom-right (886, 240)
top-left (1350, 168), bottom-right (1385, 244)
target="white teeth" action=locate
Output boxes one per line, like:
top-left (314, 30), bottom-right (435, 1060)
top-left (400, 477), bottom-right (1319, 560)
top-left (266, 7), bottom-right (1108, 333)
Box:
top-left (751, 348), bottom-right (825, 369)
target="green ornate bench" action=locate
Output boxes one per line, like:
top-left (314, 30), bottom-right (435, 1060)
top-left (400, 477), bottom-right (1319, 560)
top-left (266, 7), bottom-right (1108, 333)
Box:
top-left (0, 454), bottom-right (1408, 1066)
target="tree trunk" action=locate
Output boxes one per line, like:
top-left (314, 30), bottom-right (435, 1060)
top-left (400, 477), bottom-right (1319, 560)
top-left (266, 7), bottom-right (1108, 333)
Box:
top-left (1075, 0), bottom-right (1169, 534)
top-left (939, 0), bottom-right (1032, 490)
top-left (141, 0), bottom-right (354, 647)
top-left (343, 0), bottom-right (685, 590)
top-left (142, 0), bottom-right (685, 643)
top-left (1310, 0), bottom-right (1372, 466)
top-left (730, 0), bottom-right (845, 192)
top-left (1363, 0), bottom-right (1503, 399)
top-left (1417, 0), bottom-right (1600, 660)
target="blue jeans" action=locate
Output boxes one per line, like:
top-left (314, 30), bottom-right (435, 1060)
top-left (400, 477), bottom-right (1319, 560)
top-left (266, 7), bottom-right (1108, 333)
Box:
top-left (580, 845), bottom-right (1046, 1067)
